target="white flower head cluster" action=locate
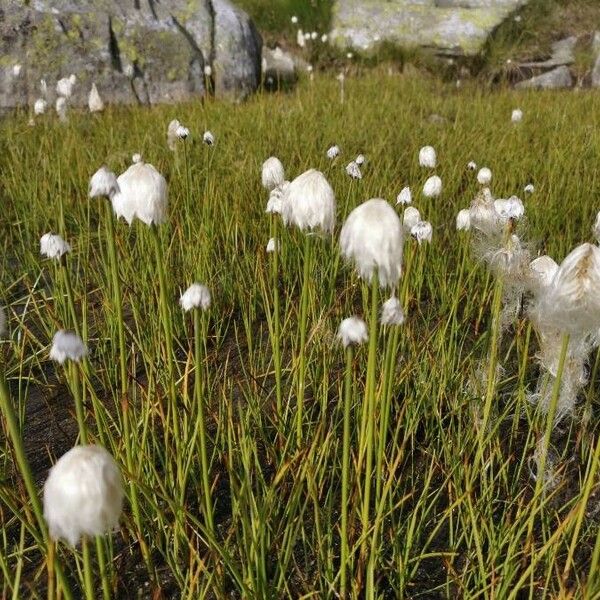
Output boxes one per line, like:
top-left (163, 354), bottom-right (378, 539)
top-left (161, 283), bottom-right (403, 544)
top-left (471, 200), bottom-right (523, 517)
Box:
top-left (456, 208), bottom-right (471, 231)
top-left (89, 166), bottom-right (119, 199)
top-left (340, 199), bottom-right (403, 289)
top-left (355, 154), bottom-right (365, 166)
top-left (266, 181), bottom-right (290, 214)
top-left (40, 233), bottom-right (71, 260)
top-left (49, 330), bottom-right (87, 364)
top-left (180, 283), bottom-right (211, 312)
top-left (34, 98), bottom-right (47, 116)
top-left (337, 316), bottom-right (368, 349)
top-left (511, 108), bottom-right (523, 123)
top-left (55, 97), bottom-right (68, 122)
top-left (43, 445), bottom-right (123, 546)
top-left (203, 131), bottom-right (215, 146)
top-left (261, 157), bottom-right (285, 191)
top-left (423, 175), bottom-right (442, 198)
top-left (56, 74), bottom-right (76, 98)
top-left (494, 196), bottom-right (524, 222)
top-left (403, 207), bottom-right (421, 233)
top-left (88, 83), bottom-right (104, 113)
top-left (419, 146), bottom-right (436, 169)
top-left (111, 161), bottom-right (168, 226)
top-left (167, 119), bottom-right (190, 150)
top-left (477, 167), bottom-right (492, 186)
top-left (281, 169), bottom-right (335, 234)
top-left (380, 295), bottom-right (405, 326)
top-left (346, 161), bottom-right (362, 180)
top-left (467, 161), bottom-right (477, 171)
top-left (410, 221), bottom-right (433, 245)
top-left (326, 145), bottom-right (340, 159)
top-left (396, 187), bottom-right (411, 205)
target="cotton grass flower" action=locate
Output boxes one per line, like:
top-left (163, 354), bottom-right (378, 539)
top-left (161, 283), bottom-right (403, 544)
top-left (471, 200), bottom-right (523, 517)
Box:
top-left (340, 199), bottom-right (403, 289)
top-left (55, 97), bottom-right (67, 121)
top-left (56, 74), bottom-right (76, 98)
top-left (477, 167), bottom-right (492, 186)
top-left (49, 330), bottom-right (87, 364)
top-left (346, 161), bottom-right (362, 180)
top-left (167, 119), bottom-right (189, 150)
top-left (281, 169), bottom-right (335, 234)
top-left (266, 238), bottom-right (277, 253)
top-left (34, 98), bottom-right (47, 115)
top-left (511, 108), bottom-right (523, 123)
top-left (494, 196), bottom-right (524, 221)
top-left (180, 283), bottom-right (211, 312)
top-left (89, 166), bottom-right (119, 199)
top-left (524, 183), bottom-right (535, 194)
top-left (403, 207), bottom-right (421, 232)
top-left (380, 295), bottom-right (405, 326)
top-left (419, 146), bottom-right (436, 169)
top-left (296, 29), bottom-right (305, 48)
top-left (261, 157), bottom-right (285, 191)
top-left (88, 84), bottom-right (104, 113)
top-left (467, 161), bottom-right (477, 171)
top-left (528, 255), bottom-right (558, 293)
top-left (326, 145), bottom-right (340, 159)
top-left (132, 153), bottom-right (142, 164)
top-left (203, 131), bottom-right (215, 146)
top-left (43, 445), bottom-right (123, 546)
top-left (291, 15), bottom-right (298, 24)
top-left (40, 233), bottom-right (71, 260)
top-left (265, 181), bottom-right (289, 214)
top-left (396, 187), bottom-right (411, 205)
top-left (204, 65), bottom-right (212, 77)
top-left (111, 161), bottom-right (168, 226)
top-left (337, 317), bottom-right (368, 348)
top-left (355, 154), bottom-right (365, 166)
top-left (423, 175), bottom-right (442, 198)
top-left (411, 221), bottom-right (433, 245)
top-left (456, 208), bottom-right (471, 231)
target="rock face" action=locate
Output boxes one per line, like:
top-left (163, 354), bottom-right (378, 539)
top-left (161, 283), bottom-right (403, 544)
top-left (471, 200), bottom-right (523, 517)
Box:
top-left (0, 0), bottom-right (262, 111)
top-left (330, 0), bottom-right (529, 56)
top-left (515, 65), bottom-right (573, 89)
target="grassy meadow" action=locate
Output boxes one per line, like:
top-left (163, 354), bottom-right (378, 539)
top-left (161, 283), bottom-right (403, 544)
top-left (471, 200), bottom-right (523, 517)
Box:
top-left (2, 72), bottom-right (600, 598)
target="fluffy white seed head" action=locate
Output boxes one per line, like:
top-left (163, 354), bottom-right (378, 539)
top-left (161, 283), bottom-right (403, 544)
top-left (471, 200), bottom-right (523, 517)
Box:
top-left (528, 256), bottom-right (558, 293)
top-left (112, 162), bottom-right (168, 226)
top-left (89, 166), bottom-right (119, 199)
top-left (13, 64), bottom-right (22, 77)
top-left (423, 175), bottom-right (442, 198)
top-left (203, 130), bottom-right (215, 146)
top-left (261, 157), bottom-right (285, 191)
top-left (167, 119), bottom-right (189, 150)
top-left (88, 83), bottom-right (104, 113)
top-left (396, 187), bottom-right (411, 205)
top-left (297, 29), bottom-right (305, 48)
top-left (494, 196), bottom-right (524, 221)
top-left (411, 220), bottom-right (433, 245)
top-left (403, 206), bottom-right (421, 232)
top-left (34, 98), bottom-right (47, 115)
top-left (380, 295), bottom-right (405, 326)
top-left (266, 238), bottom-right (278, 253)
top-left (180, 283), bottom-right (211, 312)
top-left (56, 75), bottom-right (76, 98)
top-left (326, 145), bottom-right (340, 159)
top-left (524, 183), bottom-right (535, 194)
top-left (477, 167), bottom-right (492, 186)
top-left (40, 233), bottom-right (71, 260)
top-left (43, 445), bottom-right (123, 546)
top-left (346, 161), bottom-right (362, 180)
top-left (355, 154), bottom-right (365, 165)
top-left (265, 181), bottom-right (289, 214)
top-left (55, 97), bottom-right (67, 121)
top-left (340, 199), bottom-right (403, 289)
top-left (511, 108), bottom-right (523, 123)
top-left (321, 34), bottom-right (328, 43)
top-left (204, 64), bottom-right (212, 77)
top-left (456, 208), bottom-right (471, 231)
top-left (132, 153), bottom-right (142, 164)
top-left (469, 188), bottom-right (500, 235)
top-left (281, 169), bottom-right (336, 234)
top-left (49, 330), bottom-right (87, 364)
top-left (419, 146), bottom-right (436, 169)
top-left (467, 161), bottom-right (477, 171)
top-left (337, 317), bottom-right (368, 349)
top-left (539, 243), bottom-right (600, 335)
top-left (291, 15), bottom-right (298, 24)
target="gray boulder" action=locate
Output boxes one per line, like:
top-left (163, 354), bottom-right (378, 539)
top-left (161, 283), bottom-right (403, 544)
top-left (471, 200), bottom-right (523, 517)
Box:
top-left (330, 0), bottom-right (529, 56)
top-left (515, 65), bottom-right (573, 89)
top-left (519, 36), bottom-right (577, 69)
top-left (0, 0), bottom-right (262, 111)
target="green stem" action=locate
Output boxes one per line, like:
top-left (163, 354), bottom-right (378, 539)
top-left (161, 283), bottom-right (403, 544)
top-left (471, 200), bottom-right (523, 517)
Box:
top-left (70, 362), bottom-right (87, 444)
top-left (81, 537), bottom-right (94, 600)
top-left (271, 218), bottom-right (282, 416)
top-left (61, 261), bottom-right (80, 338)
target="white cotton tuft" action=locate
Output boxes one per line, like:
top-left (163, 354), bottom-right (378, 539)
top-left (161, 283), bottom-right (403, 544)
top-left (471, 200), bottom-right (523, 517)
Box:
top-left (180, 283), bottom-right (211, 312)
top-left (266, 238), bottom-right (278, 253)
top-left (380, 295), bottom-right (405, 326)
top-left (132, 153), bottom-right (142, 164)
top-left (494, 196), bottom-right (524, 221)
top-left (528, 256), bottom-right (558, 293)
top-left (337, 317), bottom-right (368, 349)
top-left (281, 169), bottom-right (336, 234)
top-left (423, 175), bottom-right (442, 198)
top-left (511, 108), bottom-right (523, 123)
top-left (88, 84), bottom-right (104, 113)
top-left (203, 131), bottom-right (215, 146)
top-left (456, 208), bottom-right (471, 231)
top-left (112, 161), bottom-right (168, 226)
top-left (402, 207), bottom-right (421, 233)
top-left (291, 15), bottom-right (298, 24)
top-left (326, 145), bottom-right (340, 159)
top-left (467, 161), bottom-right (477, 171)
top-left (524, 183), bottom-right (535, 194)
top-left (396, 187), bottom-right (411, 205)
top-left (55, 97), bottom-right (67, 122)
top-left (477, 167), bottom-right (492, 186)
top-left (56, 75), bottom-right (76, 98)
top-left (204, 65), bottom-right (212, 77)
top-left (40, 233), bottom-right (71, 260)
top-left (355, 154), bottom-right (365, 166)
top-left (261, 157), bottom-right (285, 191)
top-left (43, 445), bottom-right (123, 546)
top-left (297, 29), bottom-right (305, 47)
top-left (49, 330), bottom-right (87, 364)
top-left (410, 220), bottom-right (433, 245)
top-left (167, 119), bottom-right (189, 150)
top-left (419, 146), bottom-right (436, 169)
top-left (469, 188), bottom-right (500, 235)
top-left (265, 181), bottom-right (289, 214)
top-left (346, 161), bottom-right (362, 180)
top-left (89, 166), bottom-right (119, 199)
top-left (340, 198), bottom-right (403, 289)
top-left (34, 98), bottom-right (47, 115)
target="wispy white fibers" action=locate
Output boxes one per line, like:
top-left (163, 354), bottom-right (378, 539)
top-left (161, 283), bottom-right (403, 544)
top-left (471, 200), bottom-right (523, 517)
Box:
top-left (423, 175), bottom-right (442, 198)
top-left (402, 207), bottom-right (421, 233)
top-left (203, 131), bottom-right (215, 146)
top-left (265, 181), bottom-right (289, 214)
top-left (49, 330), bottom-right (87, 364)
top-left (180, 283), bottom-right (211, 312)
top-left (261, 157), bottom-right (285, 191)
top-left (524, 183), bottom-right (535, 194)
top-left (494, 196), bottom-right (524, 222)
top-left (266, 238), bottom-right (278, 253)
top-left (340, 199), bottom-right (403, 289)
top-left (456, 209), bottom-right (471, 231)
top-left (337, 316), bottom-right (368, 348)
top-left (380, 295), bottom-right (405, 326)
top-left (469, 187), bottom-right (500, 235)
top-left (89, 166), bottom-right (119, 199)
top-left (55, 97), bottom-right (67, 122)
top-left (477, 167), bottom-right (492, 186)
top-left (88, 83), bottom-right (104, 113)
top-left (34, 98), bottom-right (47, 115)
top-left (419, 146), bottom-right (436, 169)
top-left (326, 145), bottom-right (340, 159)
top-left (167, 119), bottom-right (189, 150)
top-left (511, 108), bottom-right (523, 123)
top-left (346, 161), bottom-right (362, 180)
top-left (527, 256), bottom-right (558, 294)
top-left (56, 74), bottom-right (76, 98)
top-left (132, 153), bottom-right (143, 164)
top-left (281, 169), bottom-right (335, 234)
top-left (43, 445), bottom-right (123, 546)
top-left (40, 233), bottom-right (71, 260)
top-left (410, 221), bottom-right (432, 245)
top-left (396, 187), bottom-right (411, 205)
top-left (0, 305), bottom-right (6, 337)
top-left (112, 160), bottom-right (168, 226)
top-left (467, 161), bottom-right (477, 171)
top-left (355, 154), bottom-right (365, 166)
